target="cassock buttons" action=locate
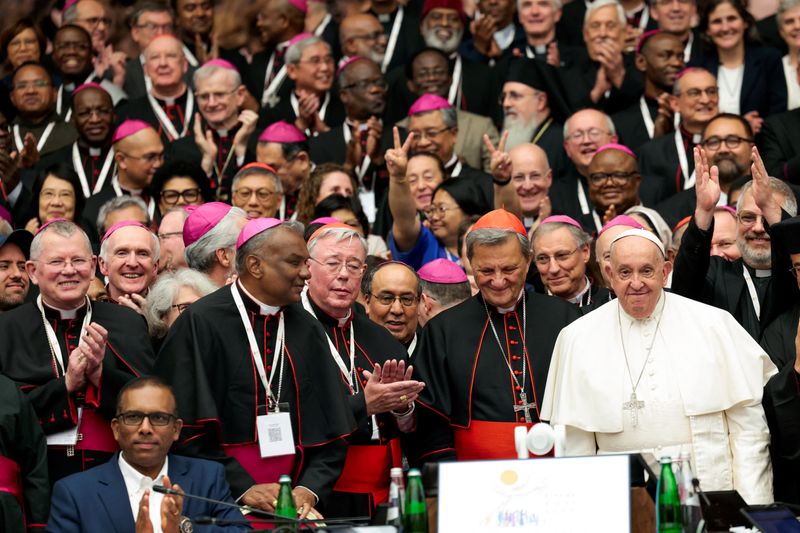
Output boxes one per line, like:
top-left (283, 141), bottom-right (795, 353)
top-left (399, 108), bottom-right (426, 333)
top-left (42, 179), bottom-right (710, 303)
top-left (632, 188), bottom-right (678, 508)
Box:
top-left (509, 325), bottom-right (516, 330)
top-left (515, 386), bottom-right (521, 391)
top-left (510, 340), bottom-right (519, 345)
top-left (266, 348), bottom-right (272, 355)
top-left (266, 331), bottom-right (271, 338)
top-left (512, 355), bottom-right (521, 361)
top-left (513, 370), bottom-right (521, 375)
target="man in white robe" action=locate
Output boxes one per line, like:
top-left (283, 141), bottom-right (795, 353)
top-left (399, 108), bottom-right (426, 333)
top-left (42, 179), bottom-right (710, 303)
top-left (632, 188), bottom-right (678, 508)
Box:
top-left (541, 228), bottom-right (777, 504)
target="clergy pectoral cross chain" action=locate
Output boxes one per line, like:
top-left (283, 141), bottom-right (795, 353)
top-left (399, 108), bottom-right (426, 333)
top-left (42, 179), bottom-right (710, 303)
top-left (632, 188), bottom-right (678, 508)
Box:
top-left (513, 391), bottom-right (537, 424)
top-left (622, 392), bottom-right (645, 427)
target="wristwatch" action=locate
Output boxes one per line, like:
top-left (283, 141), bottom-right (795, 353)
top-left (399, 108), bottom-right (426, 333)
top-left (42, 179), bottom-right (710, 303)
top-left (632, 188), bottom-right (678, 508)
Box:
top-left (179, 516), bottom-right (194, 533)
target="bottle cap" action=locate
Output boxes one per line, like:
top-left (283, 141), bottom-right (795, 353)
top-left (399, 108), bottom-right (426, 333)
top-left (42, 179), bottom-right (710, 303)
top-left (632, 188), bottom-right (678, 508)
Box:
top-left (526, 423), bottom-right (556, 456)
top-left (408, 468), bottom-right (421, 476)
top-left (390, 467), bottom-right (403, 476)
top-left (279, 475), bottom-right (292, 482)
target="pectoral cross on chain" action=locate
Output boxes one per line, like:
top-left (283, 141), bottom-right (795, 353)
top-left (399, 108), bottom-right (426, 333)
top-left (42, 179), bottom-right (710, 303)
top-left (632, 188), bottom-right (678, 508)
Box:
top-left (623, 392), bottom-right (645, 427)
top-left (513, 391), bottom-right (537, 424)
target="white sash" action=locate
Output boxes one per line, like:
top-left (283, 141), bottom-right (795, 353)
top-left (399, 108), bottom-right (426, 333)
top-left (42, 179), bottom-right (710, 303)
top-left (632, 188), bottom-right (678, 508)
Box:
top-left (182, 43), bottom-right (199, 67)
top-left (741, 265), bottom-right (761, 320)
top-left (674, 129), bottom-right (696, 189)
top-left (230, 283), bottom-right (286, 407)
top-left (640, 96), bottom-right (654, 139)
top-left (261, 50), bottom-right (289, 108)
top-left (146, 90), bottom-right (194, 141)
top-left (72, 143), bottom-right (115, 197)
top-left (406, 333), bottom-right (417, 357)
top-left (14, 122), bottom-right (55, 154)
top-left (636, 6), bottom-right (649, 31)
top-left (314, 13), bottom-right (332, 37)
top-left (381, 6), bottom-right (404, 73)
top-left (300, 290), bottom-right (356, 391)
top-left (278, 196), bottom-right (299, 221)
top-left (290, 91), bottom-right (330, 134)
top-left (447, 55), bottom-right (462, 108)
top-left (683, 33), bottom-right (694, 63)
top-left (37, 296), bottom-right (92, 376)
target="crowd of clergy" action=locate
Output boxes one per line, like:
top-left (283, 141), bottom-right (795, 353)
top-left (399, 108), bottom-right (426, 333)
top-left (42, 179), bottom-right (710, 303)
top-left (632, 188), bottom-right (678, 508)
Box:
top-left (2, 0), bottom-right (800, 530)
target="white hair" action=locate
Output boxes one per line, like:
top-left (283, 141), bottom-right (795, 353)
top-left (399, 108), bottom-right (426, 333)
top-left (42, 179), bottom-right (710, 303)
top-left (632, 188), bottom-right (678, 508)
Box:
top-left (307, 226), bottom-right (367, 257)
top-left (583, 0), bottom-right (625, 28)
top-left (143, 268), bottom-right (217, 338)
top-left (30, 220), bottom-right (92, 262)
top-left (231, 166), bottom-right (283, 195)
top-left (184, 207), bottom-right (247, 273)
top-left (99, 226), bottom-right (161, 263)
top-left (192, 63), bottom-right (242, 91)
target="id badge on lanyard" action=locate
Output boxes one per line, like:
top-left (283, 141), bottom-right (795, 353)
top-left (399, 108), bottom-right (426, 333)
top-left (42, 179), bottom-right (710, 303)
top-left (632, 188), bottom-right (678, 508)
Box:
top-left (256, 403), bottom-right (295, 458)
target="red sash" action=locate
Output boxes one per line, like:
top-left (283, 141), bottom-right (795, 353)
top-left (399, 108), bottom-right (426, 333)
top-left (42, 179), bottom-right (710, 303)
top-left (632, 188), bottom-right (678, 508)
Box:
top-left (333, 438), bottom-right (402, 504)
top-left (0, 454), bottom-right (23, 510)
top-left (453, 421), bottom-right (553, 460)
top-left (75, 409), bottom-right (118, 453)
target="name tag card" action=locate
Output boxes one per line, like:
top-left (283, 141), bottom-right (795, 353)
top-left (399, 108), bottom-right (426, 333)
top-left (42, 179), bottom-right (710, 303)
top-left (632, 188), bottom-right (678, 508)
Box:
top-left (257, 412), bottom-right (295, 458)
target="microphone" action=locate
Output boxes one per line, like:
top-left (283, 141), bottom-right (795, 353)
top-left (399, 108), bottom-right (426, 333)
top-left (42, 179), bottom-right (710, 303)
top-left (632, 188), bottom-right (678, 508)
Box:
top-left (151, 485), bottom-right (296, 523)
top-left (692, 478), bottom-right (711, 507)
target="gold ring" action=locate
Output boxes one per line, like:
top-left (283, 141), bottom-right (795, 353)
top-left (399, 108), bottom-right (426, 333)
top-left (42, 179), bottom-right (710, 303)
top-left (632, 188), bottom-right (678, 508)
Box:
top-left (399, 395), bottom-right (408, 402)
top-left (272, 499), bottom-right (278, 507)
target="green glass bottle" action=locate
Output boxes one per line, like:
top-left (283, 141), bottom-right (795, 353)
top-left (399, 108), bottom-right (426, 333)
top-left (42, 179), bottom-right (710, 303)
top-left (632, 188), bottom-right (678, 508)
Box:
top-left (404, 469), bottom-right (428, 533)
top-left (275, 474), bottom-right (297, 525)
top-left (657, 457), bottom-right (682, 533)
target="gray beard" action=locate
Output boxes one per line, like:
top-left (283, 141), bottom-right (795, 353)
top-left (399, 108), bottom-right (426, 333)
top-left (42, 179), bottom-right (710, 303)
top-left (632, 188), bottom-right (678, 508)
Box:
top-left (737, 235), bottom-right (771, 269)
top-left (503, 114), bottom-right (540, 150)
top-left (363, 49), bottom-right (385, 65)
top-left (422, 28), bottom-right (463, 55)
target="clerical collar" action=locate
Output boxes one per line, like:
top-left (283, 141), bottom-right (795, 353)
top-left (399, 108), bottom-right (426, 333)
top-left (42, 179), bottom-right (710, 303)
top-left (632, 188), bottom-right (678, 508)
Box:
top-left (495, 289), bottom-right (525, 314)
top-left (619, 290), bottom-right (665, 324)
top-left (43, 299), bottom-right (88, 320)
top-left (493, 23), bottom-right (515, 51)
top-left (679, 124), bottom-right (702, 145)
top-left (308, 295), bottom-right (353, 328)
top-left (568, 277), bottom-right (592, 306)
top-left (155, 90), bottom-right (187, 106)
top-left (444, 154), bottom-right (458, 171)
top-left (236, 280), bottom-right (281, 316)
top-left (745, 264), bottom-right (772, 278)
top-left (88, 147), bottom-right (102, 156)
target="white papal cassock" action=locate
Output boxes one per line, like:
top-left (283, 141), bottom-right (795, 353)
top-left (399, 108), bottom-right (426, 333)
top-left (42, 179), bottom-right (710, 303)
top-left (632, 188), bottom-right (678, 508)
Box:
top-left (541, 291), bottom-right (777, 504)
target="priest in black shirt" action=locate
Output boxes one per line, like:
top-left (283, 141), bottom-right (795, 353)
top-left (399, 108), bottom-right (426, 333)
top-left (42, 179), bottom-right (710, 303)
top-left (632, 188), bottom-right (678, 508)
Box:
top-left (155, 218), bottom-right (355, 517)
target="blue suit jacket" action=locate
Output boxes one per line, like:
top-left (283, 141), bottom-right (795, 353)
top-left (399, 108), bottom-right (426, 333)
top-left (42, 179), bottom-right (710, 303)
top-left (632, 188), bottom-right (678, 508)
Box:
top-left (690, 44), bottom-right (787, 118)
top-left (47, 453), bottom-right (248, 532)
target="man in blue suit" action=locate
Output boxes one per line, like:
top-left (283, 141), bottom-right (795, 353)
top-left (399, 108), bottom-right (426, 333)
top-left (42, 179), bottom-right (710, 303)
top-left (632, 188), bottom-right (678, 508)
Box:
top-left (48, 377), bottom-right (248, 532)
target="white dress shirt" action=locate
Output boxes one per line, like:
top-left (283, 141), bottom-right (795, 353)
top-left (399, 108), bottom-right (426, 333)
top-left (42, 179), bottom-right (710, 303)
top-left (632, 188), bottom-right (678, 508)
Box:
top-left (119, 453), bottom-right (169, 532)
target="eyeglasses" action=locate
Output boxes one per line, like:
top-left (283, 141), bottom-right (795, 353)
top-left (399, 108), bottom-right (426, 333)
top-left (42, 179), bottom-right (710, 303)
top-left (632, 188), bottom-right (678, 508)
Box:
top-left (424, 204), bottom-right (460, 217)
top-left (54, 40), bottom-right (91, 52)
top-left (679, 87), bottom-right (719, 99)
top-left (196, 89), bottom-right (237, 103)
top-left (348, 31), bottom-right (386, 42)
top-left (13, 80), bottom-right (50, 91)
top-left (233, 188), bottom-right (278, 202)
top-left (161, 188), bottom-right (202, 205)
top-left (135, 22), bottom-right (174, 33)
top-left (588, 171), bottom-right (638, 186)
top-left (534, 248), bottom-right (579, 266)
top-left (120, 151), bottom-right (164, 164)
top-left (41, 190), bottom-right (75, 201)
top-left (369, 293), bottom-right (417, 307)
top-left (78, 16), bottom-right (112, 27)
top-left (116, 411), bottom-right (176, 426)
top-left (36, 257), bottom-right (92, 271)
top-left (170, 302), bottom-right (192, 313)
top-left (408, 126), bottom-right (452, 141)
top-left (701, 135), bottom-right (754, 150)
top-left (736, 211), bottom-right (765, 227)
top-left (74, 107), bottom-right (113, 119)
top-left (341, 78), bottom-right (388, 91)
top-left (790, 266), bottom-right (800, 276)
top-left (8, 37), bottom-right (38, 50)
top-left (310, 257), bottom-right (366, 275)
top-left (297, 55), bottom-right (335, 67)
top-left (566, 128), bottom-right (610, 143)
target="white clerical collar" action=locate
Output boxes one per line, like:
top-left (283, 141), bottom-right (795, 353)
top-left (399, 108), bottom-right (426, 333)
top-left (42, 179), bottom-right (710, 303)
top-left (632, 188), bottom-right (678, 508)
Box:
top-left (88, 146), bottom-right (102, 156)
top-left (567, 277), bottom-right (592, 305)
top-left (43, 300), bottom-right (87, 320)
top-left (755, 269), bottom-right (771, 278)
top-left (237, 280), bottom-right (281, 316)
top-left (445, 154), bottom-right (458, 169)
top-left (619, 290), bottom-right (666, 324)
top-left (493, 23), bottom-right (515, 50)
top-left (495, 289), bottom-right (524, 314)
top-left (119, 452), bottom-right (168, 487)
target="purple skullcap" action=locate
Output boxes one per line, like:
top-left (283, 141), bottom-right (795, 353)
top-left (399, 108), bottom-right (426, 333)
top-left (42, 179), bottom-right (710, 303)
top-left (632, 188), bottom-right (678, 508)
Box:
top-left (258, 121), bottom-right (307, 143)
top-left (112, 120), bottom-right (154, 144)
top-left (237, 218), bottom-right (283, 249)
top-left (101, 220), bottom-right (150, 243)
top-left (595, 143), bottom-right (637, 159)
top-left (636, 29), bottom-right (662, 55)
top-left (337, 55), bottom-right (368, 77)
top-left (202, 58), bottom-right (237, 72)
top-left (675, 67), bottom-right (703, 81)
top-left (540, 215), bottom-right (583, 230)
top-left (63, 0), bottom-right (78, 10)
top-left (598, 215), bottom-right (645, 236)
top-left (35, 218), bottom-right (72, 236)
top-left (418, 258), bottom-right (467, 284)
top-left (287, 32), bottom-right (313, 51)
top-left (310, 216), bottom-right (340, 226)
top-left (71, 82), bottom-right (108, 98)
top-left (288, 0), bottom-right (308, 13)
top-left (408, 94), bottom-right (452, 117)
top-left (183, 202), bottom-right (232, 247)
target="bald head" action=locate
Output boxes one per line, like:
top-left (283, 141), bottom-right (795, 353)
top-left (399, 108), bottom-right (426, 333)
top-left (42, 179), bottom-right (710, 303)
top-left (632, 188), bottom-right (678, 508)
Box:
top-left (339, 14), bottom-right (387, 64)
top-left (143, 35), bottom-right (188, 94)
top-left (563, 109), bottom-right (617, 175)
top-left (509, 144), bottom-right (552, 217)
top-left (114, 128), bottom-right (164, 189)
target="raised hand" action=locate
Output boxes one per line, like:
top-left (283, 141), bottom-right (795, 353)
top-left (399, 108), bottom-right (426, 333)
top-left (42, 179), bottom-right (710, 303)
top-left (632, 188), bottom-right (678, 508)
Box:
top-left (365, 115), bottom-right (383, 161)
top-left (653, 93), bottom-right (675, 137)
top-left (385, 127), bottom-right (414, 179)
top-left (344, 120), bottom-right (364, 173)
top-left (472, 15), bottom-right (499, 57)
top-left (159, 475), bottom-right (185, 533)
top-left (751, 145), bottom-right (781, 225)
top-left (484, 130), bottom-right (511, 183)
top-left (546, 41), bottom-right (560, 68)
top-left (65, 347), bottom-right (89, 393)
top-left (81, 322), bottom-right (108, 388)
top-left (192, 113), bottom-right (217, 174)
top-left (135, 489), bottom-right (154, 533)
top-left (693, 145), bottom-right (720, 230)
top-left (117, 293), bottom-right (147, 315)
top-left (362, 363), bottom-right (425, 415)
top-left (21, 132), bottom-right (39, 168)
top-left (603, 203), bottom-right (617, 226)
top-left (295, 90), bottom-right (320, 132)
top-left (233, 110), bottom-right (259, 157)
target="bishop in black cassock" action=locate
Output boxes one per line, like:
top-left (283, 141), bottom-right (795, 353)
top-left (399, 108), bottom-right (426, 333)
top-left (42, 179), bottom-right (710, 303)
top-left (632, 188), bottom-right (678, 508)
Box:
top-left (155, 219), bottom-right (355, 517)
top-left (408, 209), bottom-right (579, 464)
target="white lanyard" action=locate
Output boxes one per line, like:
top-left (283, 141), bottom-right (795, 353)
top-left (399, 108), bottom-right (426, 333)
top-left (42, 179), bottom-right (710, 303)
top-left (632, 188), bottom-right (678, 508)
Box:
top-left (343, 124), bottom-right (373, 180)
top-left (576, 179), bottom-right (602, 232)
top-left (314, 13), bottom-right (332, 36)
top-left (381, 6), bottom-right (404, 73)
top-left (14, 122), bottom-right (55, 154)
top-left (146, 90), bottom-right (194, 141)
top-left (447, 55), bottom-right (462, 107)
top-left (406, 334), bottom-right (417, 357)
top-left (230, 283), bottom-right (286, 408)
top-left (36, 296), bottom-right (92, 376)
top-left (72, 143), bottom-right (114, 197)
top-left (181, 43), bottom-right (199, 67)
top-left (741, 265), bottom-right (761, 320)
top-left (673, 130), bottom-right (696, 189)
top-left (290, 91), bottom-right (330, 133)
top-left (56, 85), bottom-right (72, 122)
top-left (278, 196), bottom-right (299, 221)
top-left (636, 6), bottom-right (649, 31)
top-left (261, 53), bottom-right (288, 108)
top-left (639, 96), bottom-right (654, 139)
top-left (683, 33), bottom-right (694, 63)
top-left (300, 290), bottom-right (357, 392)
top-left (111, 176), bottom-right (156, 219)
top-left (450, 160), bottom-right (462, 177)
top-left (141, 54), bottom-right (153, 93)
